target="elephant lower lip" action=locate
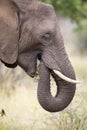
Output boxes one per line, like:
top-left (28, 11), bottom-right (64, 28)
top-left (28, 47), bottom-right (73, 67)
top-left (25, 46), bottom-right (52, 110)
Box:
top-left (27, 71), bottom-right (36, 78)
top-left (30, 74), bottom-right (35, 78)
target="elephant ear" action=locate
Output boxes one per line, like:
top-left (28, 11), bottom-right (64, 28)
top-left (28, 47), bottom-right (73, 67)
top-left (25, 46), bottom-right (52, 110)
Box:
top-left (0, 0), bottom-right (19, 64)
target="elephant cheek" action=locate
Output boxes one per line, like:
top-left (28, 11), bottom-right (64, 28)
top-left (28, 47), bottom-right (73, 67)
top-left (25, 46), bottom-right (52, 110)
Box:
top-left (26, 62), bottom-right (37, 77)
top-left (17, 54), bottom-right (37, 77)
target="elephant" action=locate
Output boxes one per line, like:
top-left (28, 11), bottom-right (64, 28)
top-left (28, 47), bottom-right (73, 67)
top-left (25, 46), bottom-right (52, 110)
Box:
top-left (0, 0), bottom-right (79, 112)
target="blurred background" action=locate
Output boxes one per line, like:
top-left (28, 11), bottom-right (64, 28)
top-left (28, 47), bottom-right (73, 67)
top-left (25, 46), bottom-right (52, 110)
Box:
top-left (0, 0), bottom-right (87, 130)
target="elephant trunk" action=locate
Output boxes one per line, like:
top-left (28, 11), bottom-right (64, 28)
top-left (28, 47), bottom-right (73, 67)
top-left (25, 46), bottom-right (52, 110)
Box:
top-left (37, 61), bottom-right (76, 112)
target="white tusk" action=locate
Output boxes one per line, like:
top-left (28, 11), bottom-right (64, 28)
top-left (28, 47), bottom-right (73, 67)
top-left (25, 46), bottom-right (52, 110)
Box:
top-left (53, 70), bottom-right (81, 84)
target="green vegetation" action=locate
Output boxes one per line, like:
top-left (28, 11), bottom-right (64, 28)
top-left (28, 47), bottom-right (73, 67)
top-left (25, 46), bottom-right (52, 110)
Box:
top-left (41, 0), bottom-right (87, 22)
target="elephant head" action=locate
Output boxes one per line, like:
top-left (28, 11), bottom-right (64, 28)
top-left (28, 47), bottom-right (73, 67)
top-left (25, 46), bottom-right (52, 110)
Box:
top-left (0, 0), bottom-right (79, 112)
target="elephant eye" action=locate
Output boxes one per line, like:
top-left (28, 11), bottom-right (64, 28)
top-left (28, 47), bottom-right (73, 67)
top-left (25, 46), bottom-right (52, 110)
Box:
top-left (41, 33), bottom-right (52, 44)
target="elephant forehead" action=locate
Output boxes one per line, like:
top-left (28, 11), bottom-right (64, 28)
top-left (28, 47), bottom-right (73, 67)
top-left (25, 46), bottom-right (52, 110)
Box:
top-left (35, 20), bottom-right (57, 36)
top-left (26, 3), bottom-right (57, 33)
top-left (38, 3), bottom-right (55, 17)
top-left (23, 14), bottom-right (57, 36)
top-left (27, 1), bottom-right (56, 19)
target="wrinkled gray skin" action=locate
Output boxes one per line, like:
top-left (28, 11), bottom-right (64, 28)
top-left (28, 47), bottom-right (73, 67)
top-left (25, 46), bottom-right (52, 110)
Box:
top-left (0, 0), bottom-right (76, 112)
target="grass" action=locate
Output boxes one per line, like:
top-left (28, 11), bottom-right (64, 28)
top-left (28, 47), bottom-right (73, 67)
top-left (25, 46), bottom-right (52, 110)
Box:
top-left (0, 54), bottom-right (87, 130)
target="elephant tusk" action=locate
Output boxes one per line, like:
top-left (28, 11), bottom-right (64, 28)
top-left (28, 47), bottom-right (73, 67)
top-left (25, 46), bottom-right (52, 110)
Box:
top-left (53, 70), bottom-right (81, 84)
